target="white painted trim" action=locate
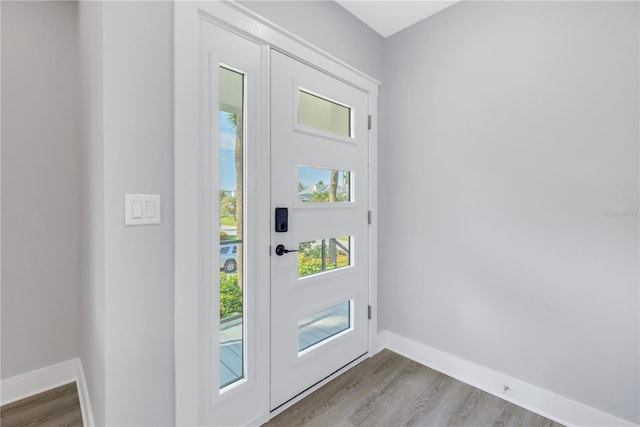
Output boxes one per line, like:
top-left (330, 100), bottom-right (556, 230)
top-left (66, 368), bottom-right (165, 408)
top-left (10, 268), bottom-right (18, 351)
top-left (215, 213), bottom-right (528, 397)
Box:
top-left (174, 2), bottom-right (200, 424)
top-left (175, 1), bottom-right (379, 425)
top-left (367, 95), bottom-right (379, 356)
top-left (223, 1), bottom-right (379, 94)
top-left (188, 0), bottom-right (379, 96)
top-left (0, 358), bottom-right (95, 427)
top-left (0, 359), bottom-right (78, 405)
top-left (76, 359), bottom-right (95, 427)
top-left (379, 331), bottom-right (638, 427)
top-left (176, 4), bottom-right (271, 425)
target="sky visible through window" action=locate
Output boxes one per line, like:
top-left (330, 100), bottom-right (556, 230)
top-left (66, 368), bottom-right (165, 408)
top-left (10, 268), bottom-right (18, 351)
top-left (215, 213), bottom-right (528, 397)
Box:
top-left (220, 112), bottom-right (237, 190)
top-left (299, 168), bottom-right (333, 188)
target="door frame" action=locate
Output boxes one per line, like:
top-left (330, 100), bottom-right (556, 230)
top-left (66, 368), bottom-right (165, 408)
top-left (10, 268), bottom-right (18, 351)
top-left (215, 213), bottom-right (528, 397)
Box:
top-left (174, 2), bottom-right (379, 425)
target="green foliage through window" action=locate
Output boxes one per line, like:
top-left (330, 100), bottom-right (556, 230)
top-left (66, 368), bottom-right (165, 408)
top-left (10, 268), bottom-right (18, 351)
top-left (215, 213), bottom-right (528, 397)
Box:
top-left (298, 238), bottom-right (350, 278)
top-left (219, 238), bottom-right (350, 319)
top-left (220, 272), bottom-right (242, 319)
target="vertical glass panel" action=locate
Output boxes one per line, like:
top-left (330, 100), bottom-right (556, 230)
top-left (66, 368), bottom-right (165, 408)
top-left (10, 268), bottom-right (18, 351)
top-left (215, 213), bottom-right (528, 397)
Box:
top-left (298, 301), bottom-right (351, 353)
top-left (298, 90), bottom-right (351, 137)
top-left (298, 166), bottom-right (352, 203)
top-left (298, 237), bottom-right (352, 278)
top-left (219, 66), bottom-right (244, 389)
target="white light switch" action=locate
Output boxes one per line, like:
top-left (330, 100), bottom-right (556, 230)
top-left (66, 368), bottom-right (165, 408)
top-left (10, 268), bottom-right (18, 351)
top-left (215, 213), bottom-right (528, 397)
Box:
top-left (145, 201), bottom-right (156, 218)
top-left (125, 194), bottom-right (161, 225)
top-left (132, 201), bottom-right (143, 218)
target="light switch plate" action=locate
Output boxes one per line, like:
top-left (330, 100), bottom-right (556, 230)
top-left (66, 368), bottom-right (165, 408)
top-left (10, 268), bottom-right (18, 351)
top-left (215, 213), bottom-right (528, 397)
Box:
top-left (125, 194), bottom-right (161, 225)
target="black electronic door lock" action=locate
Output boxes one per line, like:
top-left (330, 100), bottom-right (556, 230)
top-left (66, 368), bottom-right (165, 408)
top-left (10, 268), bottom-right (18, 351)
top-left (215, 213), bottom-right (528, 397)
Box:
top-left (275, 207), bottom-right (288, 232)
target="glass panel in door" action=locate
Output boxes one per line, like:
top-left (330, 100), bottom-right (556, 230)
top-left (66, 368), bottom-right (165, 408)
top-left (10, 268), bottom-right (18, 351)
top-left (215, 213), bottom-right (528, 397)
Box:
top-left (298, 166), bottom-right (352, 203)
top-left (298, 301), bottom-right (352, 353)
top-left (298, 89), bottom-right (352, 137)
top-left (219, 66), bottom-right (245, 389)
top-left (298, 237), bottom-right (352, 278)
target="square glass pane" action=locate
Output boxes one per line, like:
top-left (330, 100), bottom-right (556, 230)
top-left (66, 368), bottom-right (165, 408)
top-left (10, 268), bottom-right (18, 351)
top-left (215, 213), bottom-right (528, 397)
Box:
top-left (298, 301), bottom-right (351, 352)
top-left (298, 166), bottom-right (352, 203)
top-left (298, 237), bottom-right (352, 278)
top-left (298, 90), bottom-right (351, 137)
top-left (219, 66), bottom-right (245, 389)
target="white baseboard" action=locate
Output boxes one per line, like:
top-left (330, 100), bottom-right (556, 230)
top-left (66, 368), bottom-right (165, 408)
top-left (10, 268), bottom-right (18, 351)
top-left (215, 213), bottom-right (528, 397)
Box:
top-left (379, 330), bottom-right (637, 427)
top-left (76, 359), bottom-right (95, 427)
top-left (1, 358), bottom-right (95, 427)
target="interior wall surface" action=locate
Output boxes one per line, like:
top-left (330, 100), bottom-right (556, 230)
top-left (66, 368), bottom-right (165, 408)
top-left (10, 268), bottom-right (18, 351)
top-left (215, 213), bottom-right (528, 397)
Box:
top-left (379, 1), bottom-right (639, 422)
top-left (78, 0), bottom-right (106, 424)
top-left (1, 0), bottom-right (82, 382)
top-left (101, 2), bottom-right (175, 425)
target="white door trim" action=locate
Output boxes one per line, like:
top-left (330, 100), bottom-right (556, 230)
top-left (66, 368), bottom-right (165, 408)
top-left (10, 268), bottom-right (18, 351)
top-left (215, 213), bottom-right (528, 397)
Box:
top-left (211, 2), bottom-right (380, 95)
top-left (174, 2), bottom-right (379, 425)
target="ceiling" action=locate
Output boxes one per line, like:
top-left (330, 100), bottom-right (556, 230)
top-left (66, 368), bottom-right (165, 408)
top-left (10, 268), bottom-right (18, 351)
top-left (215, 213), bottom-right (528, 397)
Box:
top-left (335, 1), bottom-right (458, 38)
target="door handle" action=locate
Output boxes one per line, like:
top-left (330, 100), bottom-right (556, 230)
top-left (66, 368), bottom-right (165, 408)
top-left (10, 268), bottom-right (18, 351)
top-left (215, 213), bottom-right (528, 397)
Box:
top-left (275, 244), bottom-right (298, 256)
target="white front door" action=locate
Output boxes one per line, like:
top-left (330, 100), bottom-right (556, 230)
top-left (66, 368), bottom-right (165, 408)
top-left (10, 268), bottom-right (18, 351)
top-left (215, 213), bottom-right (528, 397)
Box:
top-left (176, 5), bottom-right (378, 424)
top-left (270, 51), bottom-right (370, 410)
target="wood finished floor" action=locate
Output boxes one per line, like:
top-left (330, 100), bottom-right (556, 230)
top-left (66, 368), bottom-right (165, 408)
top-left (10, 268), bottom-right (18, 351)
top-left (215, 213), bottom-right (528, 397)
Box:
top-left (265, 349), bottom-right (564, 427)
top-left (0, 382), bottom-right (82, 427)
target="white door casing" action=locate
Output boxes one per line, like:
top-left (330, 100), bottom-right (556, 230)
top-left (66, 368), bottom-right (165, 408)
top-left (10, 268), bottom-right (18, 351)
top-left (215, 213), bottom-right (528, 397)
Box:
top-left (175, 8), bottom-right (270, 426)
top-left (270, 50), bottom-right (370, 410)
top-left (175, 3), bottom-right (379, 425)
top-left (200, 19), bottom-right (269, 425)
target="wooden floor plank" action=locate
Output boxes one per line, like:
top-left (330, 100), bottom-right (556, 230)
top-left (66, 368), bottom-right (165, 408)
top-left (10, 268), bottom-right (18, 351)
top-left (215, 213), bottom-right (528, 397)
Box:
top-left (1, 382), bottom-right (82, 427)
top-left (264, 349), bottom-right (564, 427)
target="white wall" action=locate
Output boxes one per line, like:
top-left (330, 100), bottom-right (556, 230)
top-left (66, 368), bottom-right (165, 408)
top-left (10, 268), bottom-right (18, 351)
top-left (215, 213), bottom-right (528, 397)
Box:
top-left (78, 2), bottom-right (175, 425)
top-left (240, 0), bottom-right (383, 81)
top-left (101, 2), bottom-right (174, 425)
top-left (78, 1), bottom-right (105, 425)
top-left (1, 0), bottom-right (81, 381)
top-left (380, 1), bottom-right (639, 423)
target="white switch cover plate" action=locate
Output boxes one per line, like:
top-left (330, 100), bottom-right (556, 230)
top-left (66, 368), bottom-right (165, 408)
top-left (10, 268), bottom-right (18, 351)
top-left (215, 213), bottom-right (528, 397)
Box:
top-left (125, 194), bottom-right (161, 225)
